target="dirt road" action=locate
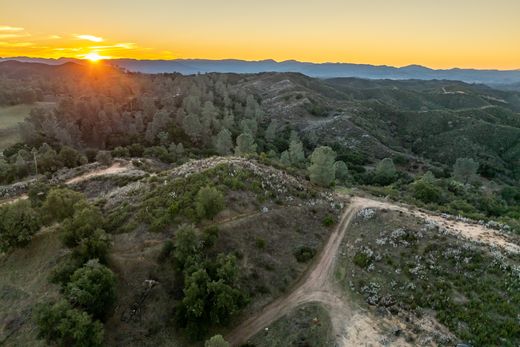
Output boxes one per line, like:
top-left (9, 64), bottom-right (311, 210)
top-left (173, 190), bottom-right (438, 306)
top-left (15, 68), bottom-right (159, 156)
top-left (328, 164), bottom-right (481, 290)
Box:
top-left (226, 196), bottom-right (519, 346)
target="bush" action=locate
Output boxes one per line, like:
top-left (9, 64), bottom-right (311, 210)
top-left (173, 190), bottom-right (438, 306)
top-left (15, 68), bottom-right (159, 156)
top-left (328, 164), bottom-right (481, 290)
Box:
top-left (195, 186), bottom-right (225, 220)
top-left (64, 260), bottom-right (117, 319)
top-left (42, 188), bottom-right (85, 223)
top-left (322, 215), bottom-right (335, 226)
top-left (205, 335), bottom-right (230, 347)
top-left (58, 146), bottom-right (87, 168)
top-left (95, 151), bottom-right (112, 166)
top-left (34, 299), bottom-right (104, 347)
top-left (28, 181), bottom-right (50, 207)
top-left (0, 200), bottom-right (42, 252)
top-left (412, 180), bottom-right (442, 204)
top-left (112, 146), bottom-right (130, 158)
top-left (353, 252), bottom-right (371, 268)
top-left (293, 246), bottom-right (316, 263)
top-left (60, 202), bottom-right (105, 248)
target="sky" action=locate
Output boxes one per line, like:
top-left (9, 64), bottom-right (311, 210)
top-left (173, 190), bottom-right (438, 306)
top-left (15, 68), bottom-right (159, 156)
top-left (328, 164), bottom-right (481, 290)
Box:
top-left (1, 0), bottom-right (519, 69)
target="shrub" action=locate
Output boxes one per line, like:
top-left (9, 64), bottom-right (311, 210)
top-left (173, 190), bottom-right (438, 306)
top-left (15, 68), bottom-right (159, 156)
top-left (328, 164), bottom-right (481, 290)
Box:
top-left (0, 200), bottom-right (41, 252)
top-left (64, 260), bottom-right (117, 319)
top-left (112, 146), bottom-right (130, 158)
top-left (195, 186), bottom-right (225, 220)
top-left (27, 181), bottom-right (50, 207)
top-left (255, 237), bottom-right (266, 250)
top-left (95, 151), bottom-right (112, 166)
top-left (293, 246), bottom-right (316, 263)
top-left (353, 252), bottom-right (371, 268)
top-left (412, 180), bottom-right (442, 204)
top-left (34, 299), bottom-right (104, 347)
top-left (322, 215), bottom-right (335, 226)
top-left (41, 188), bottom-right (85, 223)
top-left (205, 335), bottom-right (230, 347)
top-left (60, 202), bottom-right (104, 248)
top-left (58, 146), bottom-right (86, 168)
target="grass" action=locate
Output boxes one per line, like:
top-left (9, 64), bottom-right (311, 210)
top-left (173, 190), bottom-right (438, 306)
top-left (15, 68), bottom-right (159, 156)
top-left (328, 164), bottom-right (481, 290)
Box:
top-left (246, 303), bottom-right (334, 347)
top-left (336, 209), bottom-right (520, 346)
top-left (0, 102), bottom-right (55, 150)
top-left (0, 228), bottom-right (62, 346)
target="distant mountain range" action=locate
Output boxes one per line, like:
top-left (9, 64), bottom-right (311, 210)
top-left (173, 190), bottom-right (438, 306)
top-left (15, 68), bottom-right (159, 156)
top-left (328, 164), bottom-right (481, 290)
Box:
top-left (2, 57), bottom-right (520, 86)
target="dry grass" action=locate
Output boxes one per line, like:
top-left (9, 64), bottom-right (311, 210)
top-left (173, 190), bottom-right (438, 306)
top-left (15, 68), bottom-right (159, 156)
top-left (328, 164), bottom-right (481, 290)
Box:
top-left (0, 228), bottom-right (62, 346)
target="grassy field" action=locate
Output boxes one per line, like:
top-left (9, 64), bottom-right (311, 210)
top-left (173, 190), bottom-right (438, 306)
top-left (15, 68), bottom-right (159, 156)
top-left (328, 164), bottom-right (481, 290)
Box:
top-left (0, 102), bottom-right (55, 150)
top-left (246, 303), bottom-right (334, 347)
top-left (0, 228), bottom-right (62, 346)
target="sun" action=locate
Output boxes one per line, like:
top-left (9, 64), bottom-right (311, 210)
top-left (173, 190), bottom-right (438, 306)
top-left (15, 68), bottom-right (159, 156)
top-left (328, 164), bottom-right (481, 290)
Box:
top-left (84, 52), bottom-right (104, 62)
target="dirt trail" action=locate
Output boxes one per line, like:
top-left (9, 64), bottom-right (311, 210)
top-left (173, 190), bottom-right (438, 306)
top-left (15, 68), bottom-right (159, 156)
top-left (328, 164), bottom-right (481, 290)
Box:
top-left (0, 162), bottom-right (131, 206)
top-left (65, 162), bottom-right (129, 185)
top-left (226, 196), bottom-right (519, 346)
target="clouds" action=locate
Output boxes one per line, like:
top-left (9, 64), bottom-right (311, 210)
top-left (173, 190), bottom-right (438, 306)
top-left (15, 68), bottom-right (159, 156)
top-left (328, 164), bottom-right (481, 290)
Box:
top-left (76, 34), bottom-right (104, 42)
top-left (0, 24), bottom-right (165, 60)
top-left (0, 26), bottom-right (24, 32)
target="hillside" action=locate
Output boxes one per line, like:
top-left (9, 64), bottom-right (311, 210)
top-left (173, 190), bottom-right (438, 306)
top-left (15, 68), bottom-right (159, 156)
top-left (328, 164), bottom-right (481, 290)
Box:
top-left (0, 62), bottom-right (519, 346)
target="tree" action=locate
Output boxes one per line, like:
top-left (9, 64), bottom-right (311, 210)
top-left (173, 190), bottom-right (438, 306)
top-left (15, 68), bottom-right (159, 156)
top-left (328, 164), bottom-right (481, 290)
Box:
top-left (60, 201), bottom-right (105, 248)
top-left (374, 158), bottom-right (397, 185)
top-left (264, 121), bottom-right (278, 144)
top-left (0, 200), bottom-right (41, 252)
top-left (64, 260), bottom-right (116, 319)
top-left (174, 224), bottom-right (202, 270)
top-left (95, 151), bottom-right (112, 166)
top-left (195, 186), bottom-right (225, 220)
top-left (215, 128), bottom-right (233, 156)
top-left (288, 137), bottom-right (305, 167)
top-left (183, 113), bottom-right (203, 144)
top-left (453, 158), bottom-right (479, 184)
top-left (280, 150), bottom-right (291, 166)
top-left (42, 188), bottom-right (85, 222)
top-left (412, 173), bottom-right (442, 204)
top-left (205, 335), bottom-right (230, 347)
top-left (334, 161), bottom-right (349, 183)
top-left (308, 146), bottom-right (336, 187)
top-left (59, 146), bottom-right (86, 168)
top-left (234, 133), bottom-right (257, 156)
top-left (34, 299), bottom-right (104, 347)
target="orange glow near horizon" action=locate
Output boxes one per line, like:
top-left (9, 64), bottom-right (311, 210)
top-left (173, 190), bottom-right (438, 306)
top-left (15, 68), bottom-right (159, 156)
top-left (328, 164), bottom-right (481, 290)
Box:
top-left (1, 0), bottom-right (520, 70)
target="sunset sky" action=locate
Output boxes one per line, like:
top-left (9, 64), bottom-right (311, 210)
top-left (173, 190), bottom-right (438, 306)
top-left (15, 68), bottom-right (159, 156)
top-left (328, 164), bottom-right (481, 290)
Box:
top-left (1, 0), bottom-right (519, 69)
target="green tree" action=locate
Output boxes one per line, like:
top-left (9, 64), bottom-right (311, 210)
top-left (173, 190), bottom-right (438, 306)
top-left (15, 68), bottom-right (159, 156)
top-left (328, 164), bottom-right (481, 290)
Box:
top-left (64, 260), bottom-right (116, 319)
top-left (234, 133), bottom-right (257, 156)
top-left (280, 150), bottom-right (291, 166)
top-left (288, 137), bottom-right (305, 167)
top-left (0, 200), bottom-right (41, 252)
top-left (174, 224), bottom-right (202, 270)
top-left (264, 121), bottom-right (278, 144)
top-left (453, 157), bottom-right (479, 184)
top-left (59, 146), bottom-right (86, 168)
top-left (308, 146), bottom-right (336, 187)
top-left (60, 201), bottom-right (104, 248)
top-left (42, 188), bottom-right (85, 222)
top-left (205, 335), bottom-right (230, 347)
top-left (215, 128), bottom-right (233, 156)
top-left (183, 113), bottom-right (203, 144)
top-left (334, 161), bottom-right (349, 183)
top-left (195, 186), bottom-right (225, 220)
top-left (374, 158), bottom-right (397, 185)
top-left (34, 299), bottom-right (104, 347)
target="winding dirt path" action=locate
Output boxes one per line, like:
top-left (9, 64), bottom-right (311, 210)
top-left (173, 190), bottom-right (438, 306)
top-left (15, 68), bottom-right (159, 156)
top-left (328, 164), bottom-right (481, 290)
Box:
top-left (0, 162), bottom-right (131, 206)
top-left (226, 196), bottom-right (520, 346)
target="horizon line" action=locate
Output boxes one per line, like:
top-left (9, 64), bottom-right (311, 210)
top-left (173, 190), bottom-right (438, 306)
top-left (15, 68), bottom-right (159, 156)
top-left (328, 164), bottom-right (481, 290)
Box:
top-left (1, 56), bottom-right (519, 72)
